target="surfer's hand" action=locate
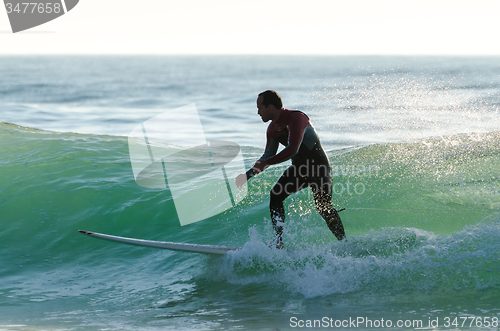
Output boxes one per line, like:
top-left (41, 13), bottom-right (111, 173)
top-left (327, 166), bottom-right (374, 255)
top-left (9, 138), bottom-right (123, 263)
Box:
top-left (235, 173), bottom-right (247, 190)
top-left (253, 160), bottom-right (269, 175)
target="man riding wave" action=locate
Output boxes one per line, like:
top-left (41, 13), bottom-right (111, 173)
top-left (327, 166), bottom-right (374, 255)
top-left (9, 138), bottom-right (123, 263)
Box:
top-left (236, 90), bottom-right (346, 248)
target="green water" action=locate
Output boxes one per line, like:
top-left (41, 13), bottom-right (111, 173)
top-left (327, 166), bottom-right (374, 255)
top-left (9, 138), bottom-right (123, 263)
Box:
top-left (1, 122), bottom-right (500, 330)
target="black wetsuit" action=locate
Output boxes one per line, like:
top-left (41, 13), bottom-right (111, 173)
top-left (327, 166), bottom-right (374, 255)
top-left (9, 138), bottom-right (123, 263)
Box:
top-left (246, 109), bottom-right (346, 243)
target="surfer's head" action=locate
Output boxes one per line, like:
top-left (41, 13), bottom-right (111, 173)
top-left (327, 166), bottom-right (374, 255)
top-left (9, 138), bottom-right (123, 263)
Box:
top-left (257, 90), bottom-right (282, 122)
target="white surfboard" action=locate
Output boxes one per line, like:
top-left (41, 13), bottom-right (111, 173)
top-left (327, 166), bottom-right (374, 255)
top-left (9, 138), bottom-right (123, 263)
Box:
top-left (78, 230), bottom-right (241, 255)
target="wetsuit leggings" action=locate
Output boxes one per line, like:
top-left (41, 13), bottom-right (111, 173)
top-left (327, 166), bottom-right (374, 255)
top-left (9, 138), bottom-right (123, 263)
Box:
top-left (269, 165), bottom-right (346, 242)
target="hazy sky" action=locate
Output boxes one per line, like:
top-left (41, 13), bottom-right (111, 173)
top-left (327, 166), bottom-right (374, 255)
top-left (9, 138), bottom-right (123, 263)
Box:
top-left (1, 0), bottom-right (500, 55)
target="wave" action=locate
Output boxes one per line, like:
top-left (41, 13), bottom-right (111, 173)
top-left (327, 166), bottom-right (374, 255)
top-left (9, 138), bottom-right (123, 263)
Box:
top-left (1, 122), bottom-right (499, 300)
top-left (206, 217), bottom-right (500, 298)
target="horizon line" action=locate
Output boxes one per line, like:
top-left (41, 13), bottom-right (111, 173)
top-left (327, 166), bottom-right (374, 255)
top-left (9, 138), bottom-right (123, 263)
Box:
top-left (1, 53), bottom-right (500, 57)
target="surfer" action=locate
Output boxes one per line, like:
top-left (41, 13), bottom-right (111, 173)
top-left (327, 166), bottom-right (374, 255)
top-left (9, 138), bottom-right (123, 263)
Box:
top-left (236, 90), bottom-right (346, 248)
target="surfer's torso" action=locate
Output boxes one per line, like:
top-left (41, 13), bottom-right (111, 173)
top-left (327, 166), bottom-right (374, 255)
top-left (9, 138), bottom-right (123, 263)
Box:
top-left (261, 108), bottom-right (330, 169)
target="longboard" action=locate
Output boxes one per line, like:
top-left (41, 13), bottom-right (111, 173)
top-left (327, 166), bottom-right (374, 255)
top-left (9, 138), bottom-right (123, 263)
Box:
top-left (78, 230), bottom-right (241, 255)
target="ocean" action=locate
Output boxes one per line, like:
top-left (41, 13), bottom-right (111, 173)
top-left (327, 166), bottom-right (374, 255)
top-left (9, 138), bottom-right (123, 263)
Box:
top-left (1, 55), bottom-right (500, 330)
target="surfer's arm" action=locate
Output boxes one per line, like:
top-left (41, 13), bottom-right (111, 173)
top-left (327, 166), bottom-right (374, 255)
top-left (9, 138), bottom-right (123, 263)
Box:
top-left (260, 135), bottom-right (279, 161)
top-left (236, 165), bottom-right (263, 190)
top-left (235, 128), bottom-right (279, 190)
top-left (248, 127), bottom-right (280, 177)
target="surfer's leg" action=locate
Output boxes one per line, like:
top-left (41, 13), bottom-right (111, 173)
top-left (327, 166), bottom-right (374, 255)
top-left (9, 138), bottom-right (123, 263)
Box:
top-left (269, 197), bottom-right (285, 248)
top-left (311, 176), bottom-right (346, 241)
top-left (269, 166), bottom-right (307, 247)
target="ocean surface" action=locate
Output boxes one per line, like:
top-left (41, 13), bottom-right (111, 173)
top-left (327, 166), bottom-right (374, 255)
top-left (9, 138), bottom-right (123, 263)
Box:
top-left (1, 55), bottom-right (500, 330)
